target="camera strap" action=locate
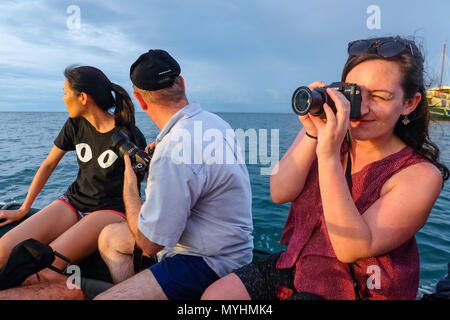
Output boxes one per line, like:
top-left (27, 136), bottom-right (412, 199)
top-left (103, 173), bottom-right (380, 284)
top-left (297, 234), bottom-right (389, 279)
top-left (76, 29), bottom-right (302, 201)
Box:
top-left (345, 146), bottom-right (353, 193)
top-left (344, 132), bottom-right (362, 300)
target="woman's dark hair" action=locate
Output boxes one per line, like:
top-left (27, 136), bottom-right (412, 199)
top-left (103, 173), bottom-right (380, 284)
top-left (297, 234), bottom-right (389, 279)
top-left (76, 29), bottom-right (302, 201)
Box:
top-left (64, 66), bottom-right (135, 129)
top-left (342, 37), bottom-right (449, 181)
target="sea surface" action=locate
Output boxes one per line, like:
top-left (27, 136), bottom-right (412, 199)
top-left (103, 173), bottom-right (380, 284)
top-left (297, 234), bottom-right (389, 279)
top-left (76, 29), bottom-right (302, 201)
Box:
top-left (0, 112), bottom-right (449, 296)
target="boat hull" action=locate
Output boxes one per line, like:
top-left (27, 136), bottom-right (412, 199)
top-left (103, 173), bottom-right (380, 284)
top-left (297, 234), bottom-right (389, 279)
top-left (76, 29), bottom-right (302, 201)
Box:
top-left (427, 87), bottom-right (450, 120)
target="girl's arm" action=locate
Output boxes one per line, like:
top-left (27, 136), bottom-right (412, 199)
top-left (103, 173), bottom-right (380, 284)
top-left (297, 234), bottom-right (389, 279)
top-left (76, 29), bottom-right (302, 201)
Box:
top-left (311, 89), bottom-right (442, 263)
top-left (0, 145), bottom-right (66, 227)
top-left (270, 81), bottom-right (327, 204)
top-left (318, 154), bottom-right (442, 263)
top-left (270, 129), bottom-right (317, 204)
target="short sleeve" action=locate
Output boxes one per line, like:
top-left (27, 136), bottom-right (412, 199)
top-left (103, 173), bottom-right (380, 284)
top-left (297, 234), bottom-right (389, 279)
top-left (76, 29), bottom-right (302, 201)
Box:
top-left (54, 118), bottom-right (78, 151)
top-left (137, 156), bottom-right (203, 247)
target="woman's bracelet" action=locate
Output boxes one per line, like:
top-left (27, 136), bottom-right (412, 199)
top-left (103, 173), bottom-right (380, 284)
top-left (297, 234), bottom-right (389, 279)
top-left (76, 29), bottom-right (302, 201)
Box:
top-left (305, 131), bottom-right (318, 140)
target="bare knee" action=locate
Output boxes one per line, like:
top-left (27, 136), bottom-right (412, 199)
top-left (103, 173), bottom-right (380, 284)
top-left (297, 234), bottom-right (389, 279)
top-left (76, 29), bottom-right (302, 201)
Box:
top-left (98, 222), bottom-right (133, 257)
top-left (0, 238), bottom-right (15, 267)
top-left (98, 223), bottom-right (118, 257)
top-left (201, 273), bottom-right (251, 300)
top-left (0, 239), bottom-right (10, 266)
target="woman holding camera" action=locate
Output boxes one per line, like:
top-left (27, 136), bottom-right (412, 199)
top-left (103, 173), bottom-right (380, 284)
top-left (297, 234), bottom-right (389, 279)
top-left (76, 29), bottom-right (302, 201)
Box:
top-left (202, 36), bottom-right (449, 300)
top-left (0, 66), bottom-right (146, 285)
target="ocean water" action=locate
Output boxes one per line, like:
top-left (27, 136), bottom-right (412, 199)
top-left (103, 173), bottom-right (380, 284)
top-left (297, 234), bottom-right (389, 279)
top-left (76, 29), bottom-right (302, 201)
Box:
top-left (0, 111), bottom-right (449, 296)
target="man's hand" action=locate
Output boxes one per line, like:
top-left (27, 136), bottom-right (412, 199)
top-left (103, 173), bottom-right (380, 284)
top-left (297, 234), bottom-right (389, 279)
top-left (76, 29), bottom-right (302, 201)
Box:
top-left (123, 154), bottom-right (162, 256)
top-left (145, 142), bottom-right (156, 155)
top-left (123, 154), bottom-right (143, 238)
top-left (123, 154), bottom-right (139, 194)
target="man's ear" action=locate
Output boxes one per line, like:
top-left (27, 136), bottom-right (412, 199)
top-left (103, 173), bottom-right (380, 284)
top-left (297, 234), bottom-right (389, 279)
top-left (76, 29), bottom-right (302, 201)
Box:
top-left (178, 75), bottom-right (185, 90)
top-left (401, 92), bottom-right (422, 116)
top-left (133, 91), bottom-right (148, 111)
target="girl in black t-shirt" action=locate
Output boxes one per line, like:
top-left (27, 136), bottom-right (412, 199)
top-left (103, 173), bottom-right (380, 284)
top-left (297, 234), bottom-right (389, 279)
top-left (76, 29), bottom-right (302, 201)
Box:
top-left (0, 66), bottom-right (147, 284)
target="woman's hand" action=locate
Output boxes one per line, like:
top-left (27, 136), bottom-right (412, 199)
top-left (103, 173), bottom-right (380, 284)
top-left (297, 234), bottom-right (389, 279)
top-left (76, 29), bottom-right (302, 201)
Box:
top-left (309, 88), bottom-right (351, 160)
top-left (298, 81), bottom-right (327, 137)
top-left (0, 208), bottom-right (27, 227)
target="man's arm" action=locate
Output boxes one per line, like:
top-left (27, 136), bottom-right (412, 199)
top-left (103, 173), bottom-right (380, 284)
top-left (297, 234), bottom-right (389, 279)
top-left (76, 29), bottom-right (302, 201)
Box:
top-left (123, 155), bottom-right (164, 255)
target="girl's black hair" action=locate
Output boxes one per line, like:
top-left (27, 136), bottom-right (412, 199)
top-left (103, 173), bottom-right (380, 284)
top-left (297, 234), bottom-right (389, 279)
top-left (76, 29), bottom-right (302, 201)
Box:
top-left (342, 37), bottom-right (449, 181)
top-left (64, 66), bottom-right (135, 129)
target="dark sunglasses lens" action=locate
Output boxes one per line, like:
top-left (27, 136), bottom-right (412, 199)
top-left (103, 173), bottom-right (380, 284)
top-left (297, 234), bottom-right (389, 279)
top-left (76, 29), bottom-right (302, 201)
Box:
top-left (348, 41), bottom-right (372, 56)
top-left (377, 41), bottom-right (406, 57)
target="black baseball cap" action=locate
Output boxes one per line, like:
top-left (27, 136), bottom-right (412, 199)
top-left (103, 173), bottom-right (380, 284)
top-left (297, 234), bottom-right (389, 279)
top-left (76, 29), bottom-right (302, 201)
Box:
top-left (130, 49), bottom-right (181, 91)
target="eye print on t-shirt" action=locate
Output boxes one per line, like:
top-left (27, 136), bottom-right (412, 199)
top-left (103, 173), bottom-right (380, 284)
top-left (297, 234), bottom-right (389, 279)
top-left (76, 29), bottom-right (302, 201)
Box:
top-left (97, 150), bottom-right (119, 168)
top-left (75, 143), bottom-right (119, 168)
top-left (76, 143), bottom-right (93, 163)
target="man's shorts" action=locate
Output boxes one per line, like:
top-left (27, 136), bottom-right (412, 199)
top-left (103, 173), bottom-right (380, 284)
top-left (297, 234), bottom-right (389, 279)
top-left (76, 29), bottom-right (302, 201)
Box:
top-left (150, 254), bottom-right (219, 300)
top-left (56, 193), bottom-right (126, 220)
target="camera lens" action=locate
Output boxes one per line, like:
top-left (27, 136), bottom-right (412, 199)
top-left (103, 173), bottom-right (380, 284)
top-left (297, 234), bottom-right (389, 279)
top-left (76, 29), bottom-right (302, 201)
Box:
top-left (292, 87), bottom-right (312, 116)
top-left (292, 87), bottom-right (327, 116)
top-left (111, 131), bottom-right (127, 151)
top-left (112, 131), bottom-right (135, 157)
top-left (111, 131), bottom-right (152, 181)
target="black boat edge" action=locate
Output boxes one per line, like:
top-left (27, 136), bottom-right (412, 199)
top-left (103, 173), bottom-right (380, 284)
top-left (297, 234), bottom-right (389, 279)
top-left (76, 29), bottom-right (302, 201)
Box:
top-left (3, 202), bottom-right (448, 300)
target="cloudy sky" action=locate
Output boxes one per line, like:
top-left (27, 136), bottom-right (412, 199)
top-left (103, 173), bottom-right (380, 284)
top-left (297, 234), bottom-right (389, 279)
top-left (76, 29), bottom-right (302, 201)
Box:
top-left (0, 0), bottom-right (449, 113)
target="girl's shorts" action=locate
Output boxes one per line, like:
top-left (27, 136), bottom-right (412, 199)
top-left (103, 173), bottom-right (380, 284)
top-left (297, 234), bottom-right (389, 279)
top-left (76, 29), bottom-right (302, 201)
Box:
top-left (56, 194), bottom-right (126, 220)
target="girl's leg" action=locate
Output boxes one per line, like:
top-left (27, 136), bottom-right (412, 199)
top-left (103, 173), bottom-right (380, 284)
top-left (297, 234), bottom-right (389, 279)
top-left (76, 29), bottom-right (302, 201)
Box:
top-left (38, 210), bottom-right (125, 282)
top-left (0, 201), bottom-right (78, 266)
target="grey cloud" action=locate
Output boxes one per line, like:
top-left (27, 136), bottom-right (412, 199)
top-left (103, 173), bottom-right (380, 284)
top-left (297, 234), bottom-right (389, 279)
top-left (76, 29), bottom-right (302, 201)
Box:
top-left (0, 0), bottom-right (449, 112)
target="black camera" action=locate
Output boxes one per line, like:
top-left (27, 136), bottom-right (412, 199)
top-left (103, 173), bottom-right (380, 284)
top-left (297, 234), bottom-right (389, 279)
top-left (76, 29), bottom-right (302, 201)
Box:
top-left (292, 82), bottom-right (362, 119)
top-left (111, 131), bottom-right (153, 181)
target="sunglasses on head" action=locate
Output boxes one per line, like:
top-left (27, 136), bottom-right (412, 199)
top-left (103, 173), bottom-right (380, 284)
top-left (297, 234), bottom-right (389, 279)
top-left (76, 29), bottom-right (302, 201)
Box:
top-left (348, 37), bottom-right (415, 58)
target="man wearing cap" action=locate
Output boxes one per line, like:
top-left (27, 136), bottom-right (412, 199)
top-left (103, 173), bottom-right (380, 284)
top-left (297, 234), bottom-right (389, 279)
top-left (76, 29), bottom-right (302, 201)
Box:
top-left (95, 49), bottom-right (254, 300)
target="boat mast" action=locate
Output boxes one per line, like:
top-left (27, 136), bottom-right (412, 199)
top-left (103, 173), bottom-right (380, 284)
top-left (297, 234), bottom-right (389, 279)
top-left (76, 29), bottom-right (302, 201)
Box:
top-left (439, 39), bottom-right (447, 88)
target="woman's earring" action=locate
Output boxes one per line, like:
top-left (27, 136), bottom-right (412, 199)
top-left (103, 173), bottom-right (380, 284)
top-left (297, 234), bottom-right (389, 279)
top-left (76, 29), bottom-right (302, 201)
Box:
top-left (402, 115), bottom-right (411, 125)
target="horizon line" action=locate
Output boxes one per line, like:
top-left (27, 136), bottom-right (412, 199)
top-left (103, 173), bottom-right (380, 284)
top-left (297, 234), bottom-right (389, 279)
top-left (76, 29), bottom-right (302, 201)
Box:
top-left (0, 111), bottom-right (295, 115)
